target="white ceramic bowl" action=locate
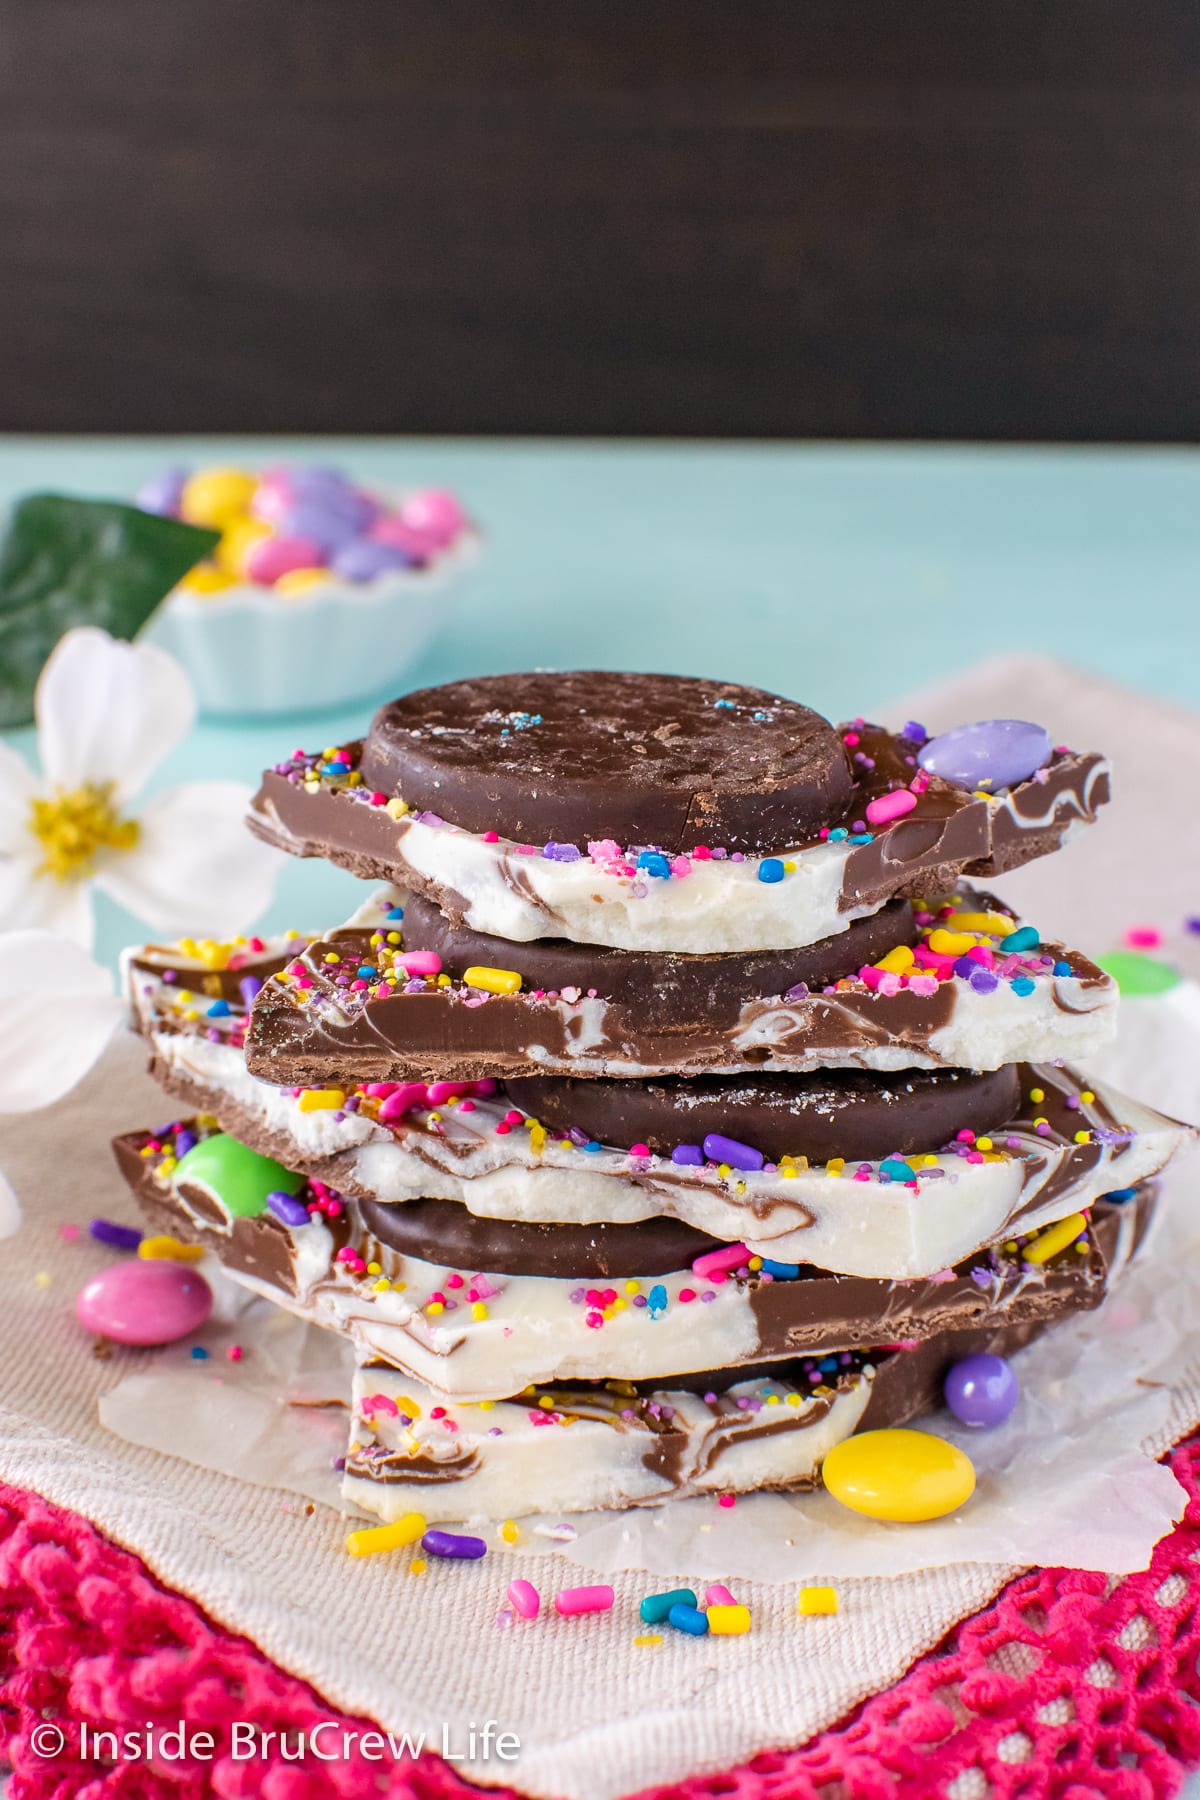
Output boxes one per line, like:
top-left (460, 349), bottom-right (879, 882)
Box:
top-left (145, 533), bottom-right (481, 718)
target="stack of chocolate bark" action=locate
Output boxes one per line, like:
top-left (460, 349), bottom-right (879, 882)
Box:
top-left (116, 674), bottom-right (1189, 1522)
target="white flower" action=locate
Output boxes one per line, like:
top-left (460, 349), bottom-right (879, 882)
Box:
top-left (0, 929), bottom-right (124, 1111)
top-left (0, 628), bottom-right (280, 947)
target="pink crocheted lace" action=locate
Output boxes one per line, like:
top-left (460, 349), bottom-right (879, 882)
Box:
top-left (5, 1440), bottom-right (1200, 1800)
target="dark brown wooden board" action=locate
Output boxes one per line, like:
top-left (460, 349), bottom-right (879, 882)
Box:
top-left (0, 0), bottom-right (1196, 438)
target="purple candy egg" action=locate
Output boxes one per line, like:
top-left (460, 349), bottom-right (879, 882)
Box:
top-left (280, 494), bottom-right (365, 554)
top-left (136, 466), bottom-right (188, 516)
top-left (944, 1352), bottom-right (1019, 1428)
top-left (76, 1260), bottom-right (213, 1346)
top-left (917, 720), bottom-right (1053, 792)
top-left (332, 538), bottom-right (414, 583)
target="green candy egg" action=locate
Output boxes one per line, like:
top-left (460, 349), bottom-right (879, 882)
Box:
top-left (1095, 951), bottom-right (1181, 997)
top-left (173, 1133), bottom-right (303, 1219)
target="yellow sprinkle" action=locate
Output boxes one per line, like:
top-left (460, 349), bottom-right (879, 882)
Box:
top-left (463, 965), bottom-right (522, 995)
top-left (1032, 1117), bottom-right (1048, 1129)
top-left (633, 1634), bottom-right (663, 1648)
top-left (386, 931), bottom-right (402, 945)
top-left (1080, 1090), bottom-right (1095, 1104)
top-left (477, 1399), bottom-right (494, 1411)
top-left (780, 1166), bottom-right (797, 1179)
top-left (828, 1157), bottom-right (845, 1175)
top-left (157, 1156), bottom-right (178, 1178)
top-left (385, 797), bottom-right (409, 819)
top-left (471, 1302), bottom-right (488, 1321)
top-left (625, 1280), bottom-right (641, 1296)
top-left (297, 1088), bottom-right (346, 1112)
top-left (528, 1123), bottom-right (546, 1156)
top-left (1029, 1087), bottom-right (1045, 1103)
top-left (927, 928), bottom-right (979, 956)
top-left (798, 1585), bottom-right (839, 1616)
top-left (783, 861), bottom-right (796, 873)
top-left (975, 1137), bottom-right (993, 1152)
top-left (943, 910), bottom-right (1014, 937)
top-left (437, 972), bottom-right (451, 986)
top-left (538, 1395), bottom-right (555, 1410)
top-left (1073, 1129), bottom-right (1091, 1145)
top-left (426, 1301), bottom-right (444, 1315)
top-left (395, 1396), bottom-right (420, 1418)
top-left (748, 1255), bottom-right (762, 1271)
top-left (707, 1604), bottom-right (752, 1635)
top-left (409, 1558), bottom-right (426, 1575)
top-left (786, 1393), bottom-right (801, 1406)
top-left (345, 1512), bottom-right (426, 1557)
top-left (138, 1235), bottom-right (204, 1263)
top-left (373, 1279), bottom-right (391, 1292)
top-left (1075, 1241), bottom-right (1089, 1254)
top-left (34, 1271), bottom-right (52, 1289)
top-left (367, 1261), bottom-right (381, 1276)
top-left (612, 1297), bottom-right (626, 1312)
top-left (500, 1519), bottom-right (520, 1544)
top-left (874, 944), bottom-right (916, 974)
top-left (323, 952), bottom-right (341, 965)
top-left (766, 1392), bottom-right (780, 1405)
top-left (718, 1162), bottom-right (731, 1178)
top-left (1024, 1212), bottom-right (1087, 1265)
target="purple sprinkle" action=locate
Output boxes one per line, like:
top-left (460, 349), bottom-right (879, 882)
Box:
top-left (89, 1218), bottom-right (142, 1250)
top-left (174, 1130), bottom-right (197, 1157)
top-left (903, 721), bottom-right (927, 743)
top-left (239, 975), bottom-right (263, 1007)
top-left (671, 1144), bottom-right (704, 1166)
top-left (704, 1133), bottom-right (764, 1172)
top-left (268, 1190), bottom-right (313, 1227)
top-left (970, 1267), bottom-right (992, 1288)
top-left (542, 841), bottom-right (582, 862)
top-left (569, 1286), bottom-right (586, 1304)
top-left (413, 810), bottom-right (444, 827)
top-left (730, 852), bottom-right (745, 863)
top-left (784, 982), bottom-right (810, 1002)
top-left (969, 967), bottom-right (1000, 994)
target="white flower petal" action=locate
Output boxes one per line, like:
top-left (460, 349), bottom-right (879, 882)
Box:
top-left (0, 743), bottom-right (42, 854)
top-left (0, 930), bottom-right (121, 1111)
top-left (94, 780), bottom-right (280, 938)
top-left (0, 858), bottom-right (96, 946)
top-left (0, 1167), bottom-right (21, 1238)
top-left (36, 627), bottom-right (197, 804)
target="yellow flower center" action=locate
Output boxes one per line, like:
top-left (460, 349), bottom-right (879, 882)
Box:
top-left (28, 783), bottom-right (140, 882)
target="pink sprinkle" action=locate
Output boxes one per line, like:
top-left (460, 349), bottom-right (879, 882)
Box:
top-left (692, 1242), bottom-right (751, 1279)
top-left (398, 951), bottom-right (442, 977)
top-left (483, 831), bottom-right (500, 843)
top-left (717, 1494), bottom-right (736, 1510)
top-left (555, 1585), bottom-right (614, 1617)
top-left (459, 1099), bottom-right (476, 1112)
top-left (629, 1143), bottom-right (651, 1158)
top-left (585, 1310), bottom-right (604, 1329)
top-left (691, 845), bottom-right (712, 860)
top-left (670, 855), bottom-right (692, 878)
top-left (843, 731), bottom-right (860, 747)
top-left (368, 791), bottom-right (388, 806)
top-left (445, 1272), bottom-right (464, 1289)
top-left (705, 1584), bottom-right (737, 1606)
top-left (472, 1274), bottom-right (499, 1299)
top-left (1124, 926), bottom-right (1162, 949)
top-left (248, 937), bottom-right (265, 952)
top-left (865, 788), bottom-right (918, 826)
top-left (508, 1579), bottom-right (540, 1619)
top-left (378, 1082), bottom-right (428, 1122)
top-left (426, 1080), bottom-right (476, 1104)
top-left (226, 1346), bottom-right (243, 1363)
top-left (678, 1288), bottom-right (696, 1304)
top-left (360, 1392), bottom-right (398, 1418)
top-left (58, 1223), bottom-right (80, 1242)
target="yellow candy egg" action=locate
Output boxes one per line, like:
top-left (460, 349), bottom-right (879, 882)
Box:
top-left (821, 1428), bottom-right (975, 1522)
top-left (178, 563), bottom-right (235, 595)
top-left (180, 467), bottom-right (258, 528)
top-left (217, 517), bottom-right (272, 577)
top-left (275, 567), bottom-right (333, 597)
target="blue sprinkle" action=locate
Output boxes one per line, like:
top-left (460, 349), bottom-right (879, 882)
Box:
top-left (89, 1218), bottom-right (142, 1251)
top-left (386, 906), bottom-right (405, 920)
top-left (1010, 976), bottom-right (1036, 997)
top-left (584, 1140), bottom-right (603, 1153)
top-left (667, 1602), bottom-right (709, 1636)
top-left (703, 1133), bottom-right (764, 1172)
top-left (356, 966), bottom-right (377, 979)
top-left (819, 1355), bottom-right (838, 1371)
top-left (714, 699), bottom-right (735, 710)
top-left (758, 857), bottom-right (785, 884)
top-left (1053, 960), bottom-right (1074, 976)
top-left (879, 1158), bottom-right (918, 1183)
top-left (827, 827), bottom-right (849, 842)
top-left (671, 1144), bottom-right (704, 1166)
top-left (641, 1587), bottom-right (697, 1623)
top-left (1100, 1186), bottom-right (1138, 1204)
top-left (190, 1346), bottom-right (209, 1360)
top-left (648, 1283), bottom-right (668, 1315)
top-left (206, 998), bottom-right (230, 1017)
top-left (1002, 925), bottom-right (1040, 953)
top-left (759, 1258), bottom-right (801, 1279)
top-left (847, 832), bottom-right (875, 844)
top-left (637, 851), bottom-right (672, 879)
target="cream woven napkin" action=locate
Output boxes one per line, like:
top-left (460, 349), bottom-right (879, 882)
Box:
top-left (2, 656), bottom-right (1198, 1800)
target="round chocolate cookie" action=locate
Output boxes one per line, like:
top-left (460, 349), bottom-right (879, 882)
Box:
top-left (503, 1065), bottom-right (1021, 1165)
top-left (358, 1195), bottom-right (724, 1279)
top-left (359, 671), bottom-right (853, 853)
top-left (400, 891), bottom-right (917, 1006)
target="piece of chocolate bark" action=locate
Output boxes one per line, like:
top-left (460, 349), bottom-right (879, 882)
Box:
top-left (111, 1116), bottom-right (1155, 1401)
top-left (342, 1317), bottom-right (1055, 1521)
top-left (243, 884), bottom-right (1116, 1083)
top-left (246, 674), bottom-right (1110, 953)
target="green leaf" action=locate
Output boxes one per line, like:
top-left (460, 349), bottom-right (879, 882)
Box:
top-left (0, 494), bottom-right (219, 728)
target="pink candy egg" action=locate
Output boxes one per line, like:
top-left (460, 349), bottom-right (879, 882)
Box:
top-left (245, 535), bottom-right (324, 586)
top-left (369, 514), bottom-right (438, 558)
top-left (398, 488), bottom-right (466, 548)
top-left (76, 1260), bottom-right (213, 1345)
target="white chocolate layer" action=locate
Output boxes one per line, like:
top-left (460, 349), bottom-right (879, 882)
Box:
top-left (343, 1361), bottom-right (876, 1522)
